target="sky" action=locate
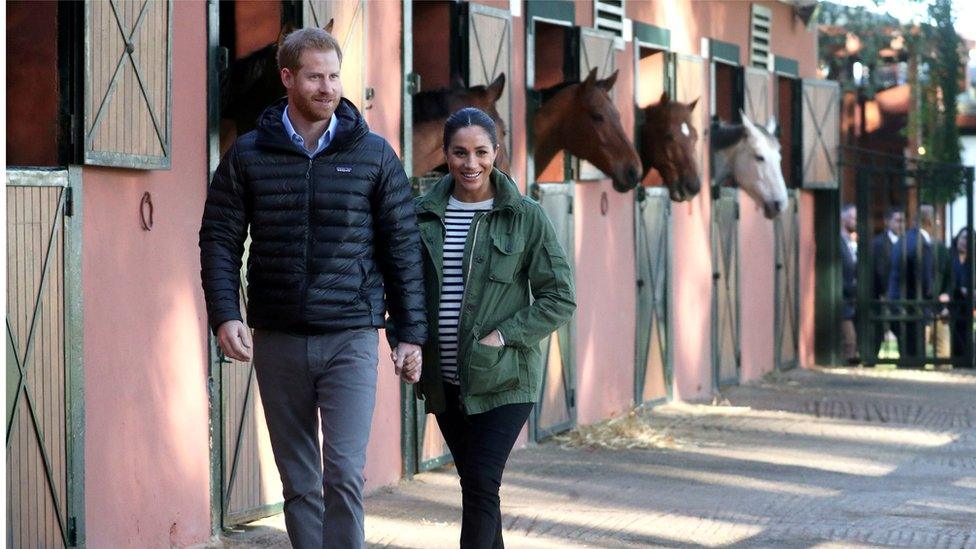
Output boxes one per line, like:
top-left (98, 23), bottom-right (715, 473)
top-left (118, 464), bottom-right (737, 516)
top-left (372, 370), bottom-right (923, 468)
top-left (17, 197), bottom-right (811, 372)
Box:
top-left (834, 0), bottom-right (976, 40)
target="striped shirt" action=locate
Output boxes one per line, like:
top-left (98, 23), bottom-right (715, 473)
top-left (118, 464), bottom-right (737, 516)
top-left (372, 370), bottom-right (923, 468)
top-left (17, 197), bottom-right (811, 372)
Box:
top-left (439, 196), bottom-right (494, 384)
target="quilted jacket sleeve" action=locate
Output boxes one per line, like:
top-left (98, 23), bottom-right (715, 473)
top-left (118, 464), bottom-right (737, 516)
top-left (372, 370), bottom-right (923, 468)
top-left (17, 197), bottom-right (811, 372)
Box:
top-left (373, 142), bottom-right (427, 346)
top-left (199, 142), bottom-right (249, 335)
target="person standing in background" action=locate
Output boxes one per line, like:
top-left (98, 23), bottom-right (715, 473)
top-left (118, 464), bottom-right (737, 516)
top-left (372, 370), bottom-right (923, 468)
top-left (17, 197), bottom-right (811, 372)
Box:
top-left (840, 204), bottom-right (859, 364)
top-left (871, 207), bottom-right (904, 359)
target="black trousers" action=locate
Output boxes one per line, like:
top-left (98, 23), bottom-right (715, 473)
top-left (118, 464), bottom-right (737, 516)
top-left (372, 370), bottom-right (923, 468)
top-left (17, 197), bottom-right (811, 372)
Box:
top-left (435, 383), bottom-right (533, 549)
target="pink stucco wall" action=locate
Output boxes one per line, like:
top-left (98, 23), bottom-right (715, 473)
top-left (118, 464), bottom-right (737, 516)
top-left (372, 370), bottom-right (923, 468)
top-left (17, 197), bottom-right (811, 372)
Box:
top-left (798, 191), bottom-right (817, 367)
top-left (83, 3), bottom-right (211, 547)
top-left (363, 1), bottom-right (406, 494)
top-left (574, 182), bottom-right (638, 423)
top-left (738, 191), bottom-right (776, 382)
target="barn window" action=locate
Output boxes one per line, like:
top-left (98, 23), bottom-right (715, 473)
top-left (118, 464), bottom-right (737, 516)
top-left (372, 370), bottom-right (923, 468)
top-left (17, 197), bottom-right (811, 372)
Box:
top-left (594, 0), bottom-right (627, 50)
top-left (750, 4), bottom-right (772, 70)
top-left (7, 1), bottom-right (81, 168)
top-left (84, 0), bottom-right (173, 169)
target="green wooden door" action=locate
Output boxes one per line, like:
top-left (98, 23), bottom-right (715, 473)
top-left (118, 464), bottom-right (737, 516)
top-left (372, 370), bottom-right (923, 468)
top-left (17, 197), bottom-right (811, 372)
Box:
top-left (7, 169), bottom-right (84, 547)
top-left (218, 233), bottom-right (284, 528)
top-left (775, 191), bottom-right (800, 370)
top-left (634, 189), bottom-right (672, 405)
top-left (712, 187), bottom-right (740, 387)
top-left (530, 183), bottom-right (577, 440)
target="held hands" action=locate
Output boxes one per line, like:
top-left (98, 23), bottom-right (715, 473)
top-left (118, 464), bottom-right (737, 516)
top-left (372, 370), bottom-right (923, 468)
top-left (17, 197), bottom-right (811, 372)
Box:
top-left (478, 329), bottom-right (505, 347)
top-left (392, 343), bottom-right (422, 384)
top-left (217, 320), bottom-right (253, 362)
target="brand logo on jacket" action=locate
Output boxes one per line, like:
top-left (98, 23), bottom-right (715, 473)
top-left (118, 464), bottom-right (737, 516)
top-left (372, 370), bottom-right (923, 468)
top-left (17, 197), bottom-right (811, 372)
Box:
top-left (336, 166), bottom-right (352, 173)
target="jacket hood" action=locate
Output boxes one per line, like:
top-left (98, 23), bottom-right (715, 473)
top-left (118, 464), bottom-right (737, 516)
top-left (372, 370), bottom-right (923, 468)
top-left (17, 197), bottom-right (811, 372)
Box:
top-left (255, 97), bottom-right (369, 154)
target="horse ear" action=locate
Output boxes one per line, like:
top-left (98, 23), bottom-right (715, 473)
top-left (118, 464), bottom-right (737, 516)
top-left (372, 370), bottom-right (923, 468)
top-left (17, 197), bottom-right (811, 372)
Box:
top-left (740, 109), bottom-right (757, 132)
top-left (765, 116), bottom-right (778, 136)
top-left (659, 92), bottom-right (670, 104)
top-left (687, 97), bottom-right (699, 111)
top-left (324, 18), bottom-right (334, 34)
top-left (582, 67), bottom-right (599, 88)
top-left (277, 22), bottom-right (295, 49)
top-left (486, 73), bottom-right (506, 101)
top-left (598, 70), bottom-right (619, 91)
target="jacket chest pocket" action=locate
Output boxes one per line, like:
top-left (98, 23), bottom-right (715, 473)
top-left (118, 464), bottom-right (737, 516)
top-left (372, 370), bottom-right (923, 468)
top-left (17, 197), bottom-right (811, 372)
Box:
top-left (488, 234), bottom-right (525, 283)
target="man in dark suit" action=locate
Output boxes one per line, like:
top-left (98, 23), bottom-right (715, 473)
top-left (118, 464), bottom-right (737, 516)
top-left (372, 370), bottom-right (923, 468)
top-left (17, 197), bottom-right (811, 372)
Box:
top-left (889, 205), bottom-right (936, 362)
top-left (871, 207), bottom-right (904, 358)
top-left (840, 204), bottom-right (859, 363)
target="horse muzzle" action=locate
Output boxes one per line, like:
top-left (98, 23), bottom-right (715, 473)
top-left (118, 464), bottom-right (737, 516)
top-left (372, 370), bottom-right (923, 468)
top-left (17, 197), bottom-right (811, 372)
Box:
top-left (668, 175), bottom-right (701, 202)
top-left (763, 199), bottom-right (785, 219)
top-left (611, 165), bottom-right (641, 193)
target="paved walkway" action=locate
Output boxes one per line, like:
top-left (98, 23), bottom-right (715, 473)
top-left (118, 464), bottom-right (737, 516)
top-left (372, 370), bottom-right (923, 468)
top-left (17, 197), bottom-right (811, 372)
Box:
top-left (214, 367), bottom-right (976, 548)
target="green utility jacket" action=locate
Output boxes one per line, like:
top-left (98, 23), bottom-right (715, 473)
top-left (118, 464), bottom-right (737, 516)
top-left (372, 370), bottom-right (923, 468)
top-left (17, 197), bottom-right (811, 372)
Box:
top-left (413, 169), bottom-right (576, 415)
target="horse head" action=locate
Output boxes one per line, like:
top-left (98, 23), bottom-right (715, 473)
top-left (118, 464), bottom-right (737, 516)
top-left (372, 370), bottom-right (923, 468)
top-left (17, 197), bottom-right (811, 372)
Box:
top-left (641, 92), bottom-right (701, 201)
top-left (712, 112), bottom-right (787, 219)
top-left (411, 73), bottom-right (509, 176)
top-left (533, 68), bottom-right (642, 193)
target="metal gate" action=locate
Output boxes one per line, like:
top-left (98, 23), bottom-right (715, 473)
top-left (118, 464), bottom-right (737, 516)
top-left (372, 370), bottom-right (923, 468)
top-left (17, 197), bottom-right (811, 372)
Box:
top-left (712, 187), bottom-right (740, 386)
top-left (634, 189), bottom-right (672, 405)
top-left (775, 191), bottom-right (800, 370)
top-left (847, 148), bottom-right (975, 368)
top-left (6, 169), bottom-right (84, 548)
top-left (530, 183), bottom-right (577, 440)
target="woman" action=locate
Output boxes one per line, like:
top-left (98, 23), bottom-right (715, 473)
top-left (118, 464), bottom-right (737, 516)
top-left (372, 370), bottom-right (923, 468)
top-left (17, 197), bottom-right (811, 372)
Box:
top-left (949, 227), bottom-right (973, 358)
top-left (413, 107), bottom-right (576, 548)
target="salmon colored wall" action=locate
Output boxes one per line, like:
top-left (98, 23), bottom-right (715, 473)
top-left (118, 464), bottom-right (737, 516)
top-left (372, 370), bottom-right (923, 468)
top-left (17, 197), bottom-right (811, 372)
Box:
top-left (83, 3), bottom-right (211, 547)
top-left (574, 181), bottom-right (638, 422)
top-left (738, 192), bottom-right (776, 382)
top-left (799, 191), bottom-right (816, 367)
top-left (364, 1), bottom-right (405, 493)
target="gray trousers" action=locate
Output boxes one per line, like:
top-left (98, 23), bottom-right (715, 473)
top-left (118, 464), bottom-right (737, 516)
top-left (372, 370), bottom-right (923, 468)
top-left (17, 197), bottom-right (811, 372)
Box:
top-left (252, 328), bottom-right (379, 549)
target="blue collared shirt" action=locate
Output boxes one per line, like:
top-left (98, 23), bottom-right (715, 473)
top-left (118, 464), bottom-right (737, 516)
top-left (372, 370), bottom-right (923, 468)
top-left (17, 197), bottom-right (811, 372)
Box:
top-left (282, 105), bottom-right (337, 157)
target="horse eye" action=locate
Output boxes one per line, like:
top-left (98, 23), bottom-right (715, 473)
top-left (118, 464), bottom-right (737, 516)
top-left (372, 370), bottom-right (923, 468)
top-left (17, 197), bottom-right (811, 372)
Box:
top-left (665, 133), bottom-right (675, 141)
top-left (591, 114), bottom-right (605, 123)
top-left (755, 155), bottom-right (765, 162)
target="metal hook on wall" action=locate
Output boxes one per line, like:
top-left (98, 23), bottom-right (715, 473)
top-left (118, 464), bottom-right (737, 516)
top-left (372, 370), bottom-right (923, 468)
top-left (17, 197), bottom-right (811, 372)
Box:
top-left (140, 192), bottom-right (154, 231)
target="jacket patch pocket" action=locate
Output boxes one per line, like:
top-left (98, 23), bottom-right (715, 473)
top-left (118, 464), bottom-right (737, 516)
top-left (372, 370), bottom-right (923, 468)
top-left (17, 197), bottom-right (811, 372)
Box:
top-left (488, 235), bottom-right (525, 283)
top-left (467, 341), bottom-right (520, 396)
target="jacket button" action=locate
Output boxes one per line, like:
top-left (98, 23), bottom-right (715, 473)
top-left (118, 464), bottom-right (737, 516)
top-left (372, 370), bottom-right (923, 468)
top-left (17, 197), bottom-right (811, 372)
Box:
top-left (506, 244), bottom-right (513, 253)
top-left (475, 256), bottom-right (484, 263)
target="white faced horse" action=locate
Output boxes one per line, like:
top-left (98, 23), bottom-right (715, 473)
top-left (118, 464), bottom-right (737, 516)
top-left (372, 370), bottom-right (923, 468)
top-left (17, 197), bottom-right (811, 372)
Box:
top-left (711, 111), bottom-right (788, 219)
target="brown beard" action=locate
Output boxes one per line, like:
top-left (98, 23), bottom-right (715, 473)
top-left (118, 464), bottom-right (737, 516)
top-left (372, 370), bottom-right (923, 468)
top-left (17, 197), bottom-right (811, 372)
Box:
top-left (292, 93), bottom-right (336, 123)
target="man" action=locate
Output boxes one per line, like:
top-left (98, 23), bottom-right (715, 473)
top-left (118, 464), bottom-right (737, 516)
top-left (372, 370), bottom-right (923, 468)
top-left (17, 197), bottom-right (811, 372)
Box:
top-left (889, 205), bottom-right (936, 362)
top-left (200, 28), bottom-right (425, 548)
top-left (840, 204), bottom-right (859, 364)
top-left (870, 207), bottom-right (904, 358)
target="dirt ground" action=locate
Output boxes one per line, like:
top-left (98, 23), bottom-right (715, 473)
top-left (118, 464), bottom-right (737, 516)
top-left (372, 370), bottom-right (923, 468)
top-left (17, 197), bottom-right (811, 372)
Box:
top-left (208, 367), bottom-right (976, 548)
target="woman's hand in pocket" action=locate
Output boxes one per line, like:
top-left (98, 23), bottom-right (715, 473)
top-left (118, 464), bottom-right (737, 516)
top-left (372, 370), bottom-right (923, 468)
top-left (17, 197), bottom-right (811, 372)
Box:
top-left (478, 330), bottom-right (505, 348)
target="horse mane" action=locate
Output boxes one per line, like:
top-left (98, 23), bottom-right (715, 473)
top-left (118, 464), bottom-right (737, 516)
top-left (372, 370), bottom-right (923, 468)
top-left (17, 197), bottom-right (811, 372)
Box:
top-left (221, 40), bottom-right (280, 114)
top-left (711, 123), bottom-right (745, 151)
top-left (412, 88), bottom-right (458, 125)
top-left (538, 80), bottom-right (580, 104)
top-left (412, 83), bottom-right (496, 125)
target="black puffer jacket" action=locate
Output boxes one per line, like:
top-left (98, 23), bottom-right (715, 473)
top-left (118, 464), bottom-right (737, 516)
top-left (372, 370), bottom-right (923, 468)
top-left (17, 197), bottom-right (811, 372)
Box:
top-left (200, 98), bottom-right (426, 344)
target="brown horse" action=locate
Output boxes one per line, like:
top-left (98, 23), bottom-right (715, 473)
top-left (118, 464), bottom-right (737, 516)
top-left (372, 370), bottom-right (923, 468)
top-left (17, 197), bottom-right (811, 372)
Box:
top-left (411, 74), bottom-right (509, 176)
top-left (532, 68), bottom-right (641, 192)
top-left (640, 92), bottom-right (702, 202)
